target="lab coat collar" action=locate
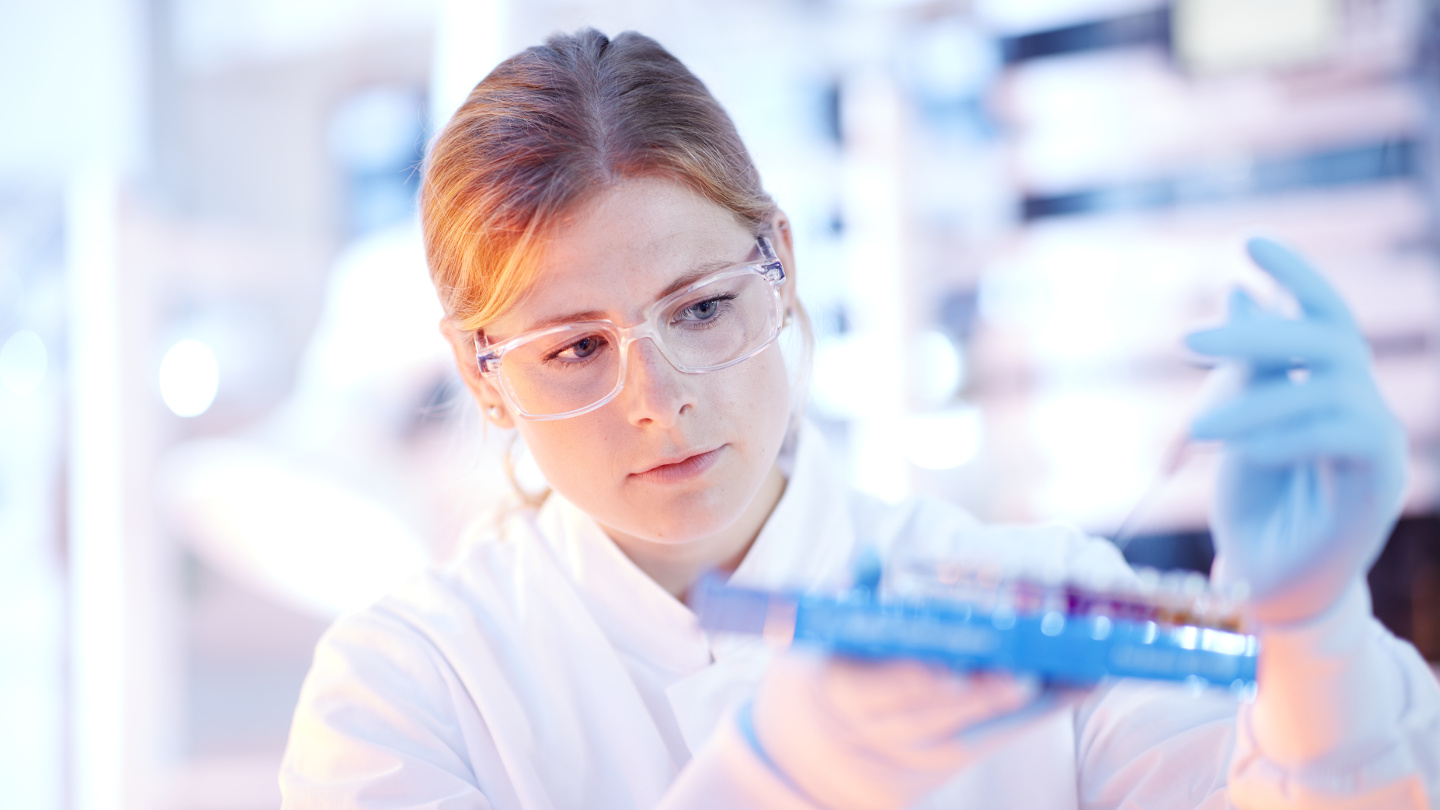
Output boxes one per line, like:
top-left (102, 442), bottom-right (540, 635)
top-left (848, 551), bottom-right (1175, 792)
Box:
top-left (536, 421), bottom-right (864, 756)
top-left (536, 488), bottom-right (709, 675)
top-left (669, 420), bottom-right (863, 752)
top-left (726, 420), bottom-right (859, 595)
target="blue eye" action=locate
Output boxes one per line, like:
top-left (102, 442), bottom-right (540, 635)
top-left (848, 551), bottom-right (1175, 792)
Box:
top-left (687, 299), bottom-right (721, 320)
top-left (545, 334), bottom-right (608, 364)
top-left (569, 335), bottom-right (602, 358)
top-left (679, 295), bottom-right (734, 323)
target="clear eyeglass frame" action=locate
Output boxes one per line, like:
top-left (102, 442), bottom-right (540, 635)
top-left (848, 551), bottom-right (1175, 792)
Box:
top-left (474, 235), bottom-right (787, 421)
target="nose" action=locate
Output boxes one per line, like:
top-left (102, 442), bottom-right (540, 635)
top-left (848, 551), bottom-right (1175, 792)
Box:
top-left (621, 337), bottom-right (695, 428)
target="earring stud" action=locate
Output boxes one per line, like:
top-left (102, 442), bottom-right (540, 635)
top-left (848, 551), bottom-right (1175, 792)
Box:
top-left (487, 405), bottom-right (503, 421)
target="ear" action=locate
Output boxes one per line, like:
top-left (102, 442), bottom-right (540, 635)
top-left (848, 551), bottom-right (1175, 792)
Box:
top-left (769, 211), bottom-right (798, 308)
top-left (439, 318), bottom-right (516, 429)
top-left (769, 210), bottom-right (795, 262)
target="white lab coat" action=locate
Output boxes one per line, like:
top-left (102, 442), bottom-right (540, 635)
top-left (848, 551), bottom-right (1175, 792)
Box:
top-left (280, 422), bottom-right (1440, 809)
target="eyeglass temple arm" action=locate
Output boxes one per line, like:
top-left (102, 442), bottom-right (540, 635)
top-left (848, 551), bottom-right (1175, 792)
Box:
top-left (757, 235), bottom-right (786, 285)
top-left (475, 332), bottom-right (500, 375)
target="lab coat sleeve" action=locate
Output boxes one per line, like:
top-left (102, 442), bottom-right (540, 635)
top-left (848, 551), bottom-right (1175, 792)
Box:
top-left (1076, 584), bottom-right (1440, 810)
top-left (1226, 583), bottom-right (1439, 809)
top-left (286, 613), bottom-right (821, 810)
top-left (280, 607), bottom-right (501, 810)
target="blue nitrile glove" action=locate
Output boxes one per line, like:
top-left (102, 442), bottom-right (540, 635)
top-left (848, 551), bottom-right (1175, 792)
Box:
top-left (746, 653), bottom-right (1061, 810)
top-left (733, 550), bottom-right (1083, 810)
top-left (1186, 237), bottom-right (1407, 627)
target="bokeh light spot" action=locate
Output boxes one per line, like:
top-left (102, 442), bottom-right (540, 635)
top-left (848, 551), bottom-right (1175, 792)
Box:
top-left (159, 339), bottom-right (219, 417)
top-left (904, 407), bottom-right (982, 470)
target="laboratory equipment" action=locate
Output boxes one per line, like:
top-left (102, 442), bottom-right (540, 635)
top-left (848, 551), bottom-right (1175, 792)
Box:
top-left (691, 560), bottom-right (1258, 693)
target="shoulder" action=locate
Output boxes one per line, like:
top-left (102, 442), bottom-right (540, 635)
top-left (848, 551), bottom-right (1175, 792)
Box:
top-left (300, 503), bottom-right (561, 702)
top-left (282, 580), bottom-right (488, 804)
top-left (301, 541), bottom-right (518, 702)
top-left (352, 504), bottom-right (559, 646)
top-left (283, 510), bottom-right (563, 806)
top-left (297, 589), bottom-right (466, 735)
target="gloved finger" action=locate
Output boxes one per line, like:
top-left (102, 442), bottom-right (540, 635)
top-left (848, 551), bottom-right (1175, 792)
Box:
top-left (1215, 290), bottom-right (1286, 387)
top-left (855, 671), bottom-right (1041, 747)
top-left (897, 682), bottom-right (1080, 770)
top-left (870, 676), bottom-right (1054, 770)
top-left (1185, 320), bottom-right (1366, 370)
top-left (1245, 237), bottom-right (1358, 328)
top-left (1229, 417), bottom-right (1388, 467)
top-left (955, 681), bottom-right (1089, 742)
top-left (821, 657), bottom-right (983, 715)
top-left (1191, 377), bottom-right (1352, 440)
top-left (1227, 286), bottom-right (1265, 322)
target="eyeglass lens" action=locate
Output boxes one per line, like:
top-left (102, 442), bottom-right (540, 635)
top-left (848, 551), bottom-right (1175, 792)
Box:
top-left (498, 272), bottom-right (780, 416)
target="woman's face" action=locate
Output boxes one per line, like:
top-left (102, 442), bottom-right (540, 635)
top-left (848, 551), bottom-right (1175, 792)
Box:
top-left (477, 177), bottom-right (794, 550)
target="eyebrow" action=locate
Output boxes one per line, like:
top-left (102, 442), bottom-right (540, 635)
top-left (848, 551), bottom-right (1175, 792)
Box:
top-left (511, 252), bottom-right (754, 336)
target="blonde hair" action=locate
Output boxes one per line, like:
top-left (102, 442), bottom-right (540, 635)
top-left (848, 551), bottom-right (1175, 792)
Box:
top-left (423, 30), bottom-right (814, 511)
top-left (421, 29), bottom-right (788, 333)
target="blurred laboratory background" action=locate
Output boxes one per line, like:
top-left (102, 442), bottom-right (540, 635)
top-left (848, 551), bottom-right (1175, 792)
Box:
top-left (3, 0), bottom-right (1439, 807)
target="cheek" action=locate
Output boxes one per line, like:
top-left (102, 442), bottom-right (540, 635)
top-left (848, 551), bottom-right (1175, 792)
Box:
top-left (515, 422), bottom-right (616, 497)
top-left (708, 347), bottom-right (792, 449)
top-left (515, 348), bottom-right (792, 508)
top-left (742, 347), bottom-right (792, 419)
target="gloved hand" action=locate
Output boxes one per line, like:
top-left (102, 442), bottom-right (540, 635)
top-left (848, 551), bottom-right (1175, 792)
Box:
top-left (744, 652), bottom-right (1066, 810)
top-left (1186, 237), bottom-right (1407, 627)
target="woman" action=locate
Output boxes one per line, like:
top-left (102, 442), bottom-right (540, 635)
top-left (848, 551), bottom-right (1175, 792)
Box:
top-left (281, 29), bottom-right (1439, 809)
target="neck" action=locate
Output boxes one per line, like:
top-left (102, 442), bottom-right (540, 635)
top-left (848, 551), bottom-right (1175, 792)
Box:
top-left (607, 463), bottom-right (788, 599)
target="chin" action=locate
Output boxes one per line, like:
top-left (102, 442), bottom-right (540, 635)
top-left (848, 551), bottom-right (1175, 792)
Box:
top-left (648, 506), bottom-right (745, 546)
top-left (622, 488), bottom-right (752, 545)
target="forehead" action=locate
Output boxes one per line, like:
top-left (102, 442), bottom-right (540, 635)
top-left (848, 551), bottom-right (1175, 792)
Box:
top-left (489, 178), bottom-right (754, 334)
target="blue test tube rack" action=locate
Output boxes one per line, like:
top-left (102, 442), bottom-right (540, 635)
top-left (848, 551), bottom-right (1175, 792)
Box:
top-left (691, 575), bottom-right (1259, 693)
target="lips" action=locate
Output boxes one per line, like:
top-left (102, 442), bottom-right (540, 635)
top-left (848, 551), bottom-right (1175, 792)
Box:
top-left (632, 446), bottom-right (724, 484)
